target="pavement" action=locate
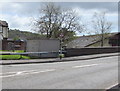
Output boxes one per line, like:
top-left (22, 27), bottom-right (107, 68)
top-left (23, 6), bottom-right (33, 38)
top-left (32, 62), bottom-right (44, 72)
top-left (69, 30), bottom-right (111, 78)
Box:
top-left (0, 53), bottom-right (119, 65)
top-left (1, 56), bottom-right (119, 89)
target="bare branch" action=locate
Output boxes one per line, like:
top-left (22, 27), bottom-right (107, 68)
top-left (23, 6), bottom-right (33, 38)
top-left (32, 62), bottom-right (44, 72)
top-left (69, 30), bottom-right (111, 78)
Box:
top-left (92, 12), bottom-right (112, 47)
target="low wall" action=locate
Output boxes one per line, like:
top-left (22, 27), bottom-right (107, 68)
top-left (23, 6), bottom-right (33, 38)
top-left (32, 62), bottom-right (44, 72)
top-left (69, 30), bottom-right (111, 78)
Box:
top-left (65, 47), bottom-right (120, 57)
top-left (28, 52), bottom-right (59, 58)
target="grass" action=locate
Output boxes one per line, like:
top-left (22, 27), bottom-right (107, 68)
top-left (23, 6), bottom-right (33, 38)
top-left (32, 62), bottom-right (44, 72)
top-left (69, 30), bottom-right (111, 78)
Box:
top-left (0, 55), bottom-right (30, 60)
top-left (0, 50), bottom-right (24, 53)
top-left (0, 50), bottom-right (30, 60)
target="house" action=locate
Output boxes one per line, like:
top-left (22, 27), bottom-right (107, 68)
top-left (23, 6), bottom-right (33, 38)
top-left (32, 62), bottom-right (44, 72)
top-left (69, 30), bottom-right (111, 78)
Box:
top-left (0, 20), bottom-right (26, 51)
top-left (109, 33), bottom-right (120, 46)
top-left (86, 33), bottom-right (119, 47)
top-left (0, 20), bottom-right (9, 40)
top-left (2, 38), bottom-right (26, 51)
top-left (0, 20), bottom-right (9, 50)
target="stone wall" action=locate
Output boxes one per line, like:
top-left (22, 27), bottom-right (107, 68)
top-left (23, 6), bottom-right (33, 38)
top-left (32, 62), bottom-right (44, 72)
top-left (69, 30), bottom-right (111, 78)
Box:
top-left (65, 47), bottom-right (120, 57)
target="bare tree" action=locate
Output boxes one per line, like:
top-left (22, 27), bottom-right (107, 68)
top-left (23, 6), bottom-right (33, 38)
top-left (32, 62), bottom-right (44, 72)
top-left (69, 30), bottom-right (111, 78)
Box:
top-left (35, 3), bottom-right (84, 39)
top-left (92, 12), bottom-right (112, 47)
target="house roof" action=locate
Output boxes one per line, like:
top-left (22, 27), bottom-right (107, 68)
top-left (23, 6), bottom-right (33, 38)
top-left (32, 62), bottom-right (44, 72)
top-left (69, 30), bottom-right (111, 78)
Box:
top-left (67, 35), bottom-right (101, 48)
top-left (109, 32), bottom-right (120, 40)
top-left (67, 33), bottom-right (117, 48)
top-left (0, 20), bottom-right (8, 27)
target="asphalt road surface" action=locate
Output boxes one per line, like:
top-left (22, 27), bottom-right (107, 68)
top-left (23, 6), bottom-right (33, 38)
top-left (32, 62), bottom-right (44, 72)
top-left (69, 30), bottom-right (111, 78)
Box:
top-left (1, 56), bottom-right (119, 89)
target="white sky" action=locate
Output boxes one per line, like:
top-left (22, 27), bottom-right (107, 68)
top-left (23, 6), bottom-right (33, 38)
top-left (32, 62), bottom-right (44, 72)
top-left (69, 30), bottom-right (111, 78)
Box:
top-left (0, 1), bottom-right (118, 35)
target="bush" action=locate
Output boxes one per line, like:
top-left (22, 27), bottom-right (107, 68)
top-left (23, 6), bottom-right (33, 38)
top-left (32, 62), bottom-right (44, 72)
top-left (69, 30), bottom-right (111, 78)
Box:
top-left (58, 54), bottom-right (65, 58)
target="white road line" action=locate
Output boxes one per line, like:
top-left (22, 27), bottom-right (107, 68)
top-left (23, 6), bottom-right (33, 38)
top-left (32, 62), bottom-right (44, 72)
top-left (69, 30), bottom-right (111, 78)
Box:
top-left (1, 63), bottom-right (99, 77)
top-left (72, 64), bottom-right (99, 68)
top-left (106, 83), bottom-right (119, 89)
top-left (0, 74), bottom-right (17, 78)
top-left (16, 69), bottom-right (55, 75)
top-left (0, 69), bottom-right (55, 78)
top-left (22, 69), bottom-right (56, 75)
top-left (0, 70), bottom-right (37, 75)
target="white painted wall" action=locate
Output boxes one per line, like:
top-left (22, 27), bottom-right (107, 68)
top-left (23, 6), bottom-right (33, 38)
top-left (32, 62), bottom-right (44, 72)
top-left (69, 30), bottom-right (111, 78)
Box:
top-left (26, 39), bottom-right (60, 58)
top-left (26, 39), bottom-right (60, 52)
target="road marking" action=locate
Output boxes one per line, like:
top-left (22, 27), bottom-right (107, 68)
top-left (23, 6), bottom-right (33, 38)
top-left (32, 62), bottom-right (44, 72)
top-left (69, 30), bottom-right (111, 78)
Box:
top-left (0, 63), bottom-right (98, 76)
top-left (24, 69), bottom-right (55, 74)
top-left (16, 72), bottom-right (23, 75)
top-left (106, 83), bottom-right (119, 89)
top-left (0, 70), bottom-right (37, 75)
top-left (1, 63), bottom-right (99, 77)
top-left (72, 64), bottom-right (98, 68)
top-left (0, 69), bottom-right (55, 78)
top-left (16, 69), bottom-right (55, 75)
top-left (0, 74), bottom-right (17, 78)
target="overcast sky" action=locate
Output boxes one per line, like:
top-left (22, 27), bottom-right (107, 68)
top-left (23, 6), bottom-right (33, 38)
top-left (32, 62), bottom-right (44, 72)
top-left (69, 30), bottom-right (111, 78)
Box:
top-left (0, 2), bottom-right (118, 35)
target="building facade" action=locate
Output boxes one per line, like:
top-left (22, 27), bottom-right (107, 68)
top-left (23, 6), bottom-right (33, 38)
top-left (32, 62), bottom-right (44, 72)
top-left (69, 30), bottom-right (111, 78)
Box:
top-left (0, 20), bottom-right (26, 51)
top-left (2, 38), bottom-right (26, 51)
top-left (0, 20), bottom-right (9, 40)
top-left (109, 33), bottom-right (120, 46)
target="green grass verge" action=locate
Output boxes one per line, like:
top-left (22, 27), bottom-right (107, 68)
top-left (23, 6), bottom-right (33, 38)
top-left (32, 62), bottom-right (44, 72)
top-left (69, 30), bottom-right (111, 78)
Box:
top-left (0, 50), bottom-right (30, 60)
top-left (0, 50), bottom-right (25, 53)
top-left (14, 50), bottom-right (25, 53)
top-left (0, 55), bottom-right (30, 60)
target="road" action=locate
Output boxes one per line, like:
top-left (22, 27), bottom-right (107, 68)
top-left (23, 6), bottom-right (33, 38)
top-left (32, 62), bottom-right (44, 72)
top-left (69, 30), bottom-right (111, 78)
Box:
top-left (1, 56), bottom-right (119, 89)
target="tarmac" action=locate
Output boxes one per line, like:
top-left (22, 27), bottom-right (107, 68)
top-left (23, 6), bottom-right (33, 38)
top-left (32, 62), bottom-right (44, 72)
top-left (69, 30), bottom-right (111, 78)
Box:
top-left (0, 52), bottom-right (119, 65)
